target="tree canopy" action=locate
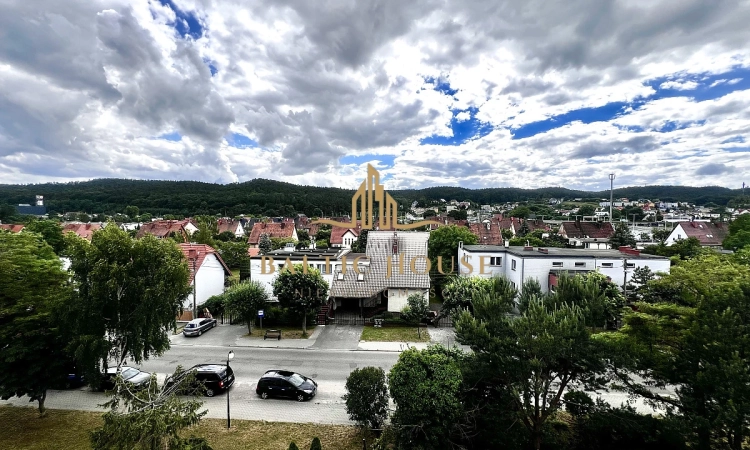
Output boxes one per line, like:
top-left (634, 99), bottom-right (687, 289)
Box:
top-left (272, 264), bottom-right (329, 335)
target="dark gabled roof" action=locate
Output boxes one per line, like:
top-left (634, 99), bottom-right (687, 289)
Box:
top-left (559, 221), bottom-right (615, 239)
top-left (674, 221), bottom-right (729, 246)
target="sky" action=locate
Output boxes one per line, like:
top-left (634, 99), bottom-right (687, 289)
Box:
top-left (0, 0), bottom-right (749, 191)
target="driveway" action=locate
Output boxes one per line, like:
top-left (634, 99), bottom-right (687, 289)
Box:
top-left (310, 325), bottom-right (363, 350)
top-left (171, 322), bottom-right (247, 347)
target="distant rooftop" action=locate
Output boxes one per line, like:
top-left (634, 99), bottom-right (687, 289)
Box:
top-left (461, 244), bottom-right (668, 260)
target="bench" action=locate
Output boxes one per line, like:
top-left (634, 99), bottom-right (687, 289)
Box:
top-left (264, 329), bottom-right (282, 340)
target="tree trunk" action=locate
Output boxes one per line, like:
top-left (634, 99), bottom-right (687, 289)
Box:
top-left (697, 426), bottom-right (711, 450)
top-left (302, 315), bottom-right (307, 336)
top-left (533, 430), bottom-right (542, 450)
top-left (37, 391), bottom-right (47, 416)
top-left (416, 324), bottom-right (421, 339)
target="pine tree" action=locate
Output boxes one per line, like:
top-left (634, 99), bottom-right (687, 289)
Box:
top-left (258, 233), bottom-right (272, 255)
top-left (309, 437), bottom-right (322, 450)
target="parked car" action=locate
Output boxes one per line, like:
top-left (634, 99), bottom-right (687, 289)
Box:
top-left (256, 369), bottom-right (317, 402)
top-left (99, 366), bottom-right (151, 391)
top-left (183, 318), bottom-right (217, 337)
top-left (165, 364), bottom-right (235, 397)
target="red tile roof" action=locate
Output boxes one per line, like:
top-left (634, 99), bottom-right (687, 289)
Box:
top-left (178, 243), bottom-right (231, 284)
top-left (136, 220), bottom-right (191, 241)
top-left (247, 222), bottom-right (296, 244)
top-left (559, 221), bottom-right (615, 239)
top-left (247, 248), bottom-right (260, 257)
top-left (62, 223), bottom-right (102, 240)
top-left (331, 226), bottom-right (360, 245)
top-left (216, 218), bottom-right (242, 235)
top-left (0, 224), bottom-right (25, 233)
top-left (468, 222), bottom-right (504, 245)
top-left (676, 221), bottom-right (729, 246)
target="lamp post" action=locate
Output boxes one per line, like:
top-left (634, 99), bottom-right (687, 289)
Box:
top-left (227, 350), bottom-right (234, 429)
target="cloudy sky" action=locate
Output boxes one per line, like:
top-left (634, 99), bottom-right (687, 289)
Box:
top-left (1, 0), bottom-right (749, 191)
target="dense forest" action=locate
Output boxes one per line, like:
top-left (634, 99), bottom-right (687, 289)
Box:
top-left (0, 178), bottom-right (743, 218)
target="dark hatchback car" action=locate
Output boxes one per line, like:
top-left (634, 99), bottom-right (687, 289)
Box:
top-left (99, 366), bottom-right (151, 391)
top-left (183, 318), bottom-right (217, 337)
top-left (166, 364), bottom-right (235, 397)
top-left (256, 370), bottom-right (317, 402)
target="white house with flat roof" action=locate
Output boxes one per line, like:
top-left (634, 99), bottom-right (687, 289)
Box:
top-left (456, 243), bottom-right (670, 293)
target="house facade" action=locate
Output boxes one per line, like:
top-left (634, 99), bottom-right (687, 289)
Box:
top-left (217, 218), bottom-right (245, 238)
top-left (136, 219), bottom-right (198, 241)
top-left (330, 226), bottom-right (360, 249)
top-left (664, 221), bottom-right (729, 247)
top-left (558, 220), bottom-right (615, 249)
top-left (457, 242), bottom-right (670, 294)
top-left (247, 221), bottom-right (298, 248)
top-left (179, 244), bottom-right (231, 321)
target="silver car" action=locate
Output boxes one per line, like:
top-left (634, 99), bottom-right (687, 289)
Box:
top-left (183, 318), bottom-right (217, 337)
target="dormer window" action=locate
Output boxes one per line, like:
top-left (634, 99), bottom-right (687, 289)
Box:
top-left (337, 273), bottom-right (344, 280)
top-left (357, 273), bottom-right (364, 281)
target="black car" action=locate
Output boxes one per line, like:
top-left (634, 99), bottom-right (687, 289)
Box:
top-left (256, 369), bottom-right (317, 402)
top-left (165, 364), bottom-right (235, 397)
top-left (100, 366), bottom-right (151, 391)
top-left (183, 318), bottom-right (217, 337)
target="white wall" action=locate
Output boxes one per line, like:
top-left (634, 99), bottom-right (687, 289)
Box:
top-left (387, 288), bottom-right (428, 313)
top-left (664, 224), bottom-right (687, 246)
top-left (185, 254), bottom-right (226, 311)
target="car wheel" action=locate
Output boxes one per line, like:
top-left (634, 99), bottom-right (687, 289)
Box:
top-left (297, 394), bottom-right (305, 402)
top-left (205, 388), bottom-right (215, 397)
top-left (198, 330), bottom-right (202, 336)
top-left (213, 322), bottom-right (217, 328)
top-left (261, 391), bottom-right (268, 399)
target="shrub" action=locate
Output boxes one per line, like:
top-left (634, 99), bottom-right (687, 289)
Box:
top-left (288, 442), bottom-right (300, 450)
top-left (309, 437), bottom-right (322, 450)
top-left (200, 295), bottom-right (225, 318)
top-left (342, 367), bottom-right (389, 430)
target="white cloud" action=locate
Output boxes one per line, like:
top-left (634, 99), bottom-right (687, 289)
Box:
top-left (0, 0), bottom-right (749, 190)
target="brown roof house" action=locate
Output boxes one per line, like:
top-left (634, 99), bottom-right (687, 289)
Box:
top-left (468, 221), bottom-right (504, 245)
top-left (247, 221), bottom-right (298, 248)
top-left (178, 243), bottom-right (232, 321)
top-left (558, 220), bottom-right (616, 249)
top-left (62, 223), bottom-right (102, 240)
top-left (665, 221), bottom-right (729, 248)
top-left (216, 218), bottom-right (245, 238)
top-left (0, 224), bottom-right (25, 233)
top-left (329, 231), bottom-right (430, 316)
top-left (136, 219), bottom-right (198, 242)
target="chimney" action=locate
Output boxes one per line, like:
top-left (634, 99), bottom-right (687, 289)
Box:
top-left (504, 239), bottom-right (510, 248)
top-left (523, 246), bottom-right (533, 251)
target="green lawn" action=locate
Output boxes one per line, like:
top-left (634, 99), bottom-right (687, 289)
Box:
top-left (0, 406), bottom-right (363, 450)
top-left (360, 325), bottom-right (430, 342)
top-left (242, 325), bottom-right (316, 339)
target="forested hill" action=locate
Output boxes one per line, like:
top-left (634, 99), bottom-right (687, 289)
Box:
top-left (0, 178), bottom-right (741, 217)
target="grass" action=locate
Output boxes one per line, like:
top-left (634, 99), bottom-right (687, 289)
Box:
top-left (242, 325), bottom-right (317, 339)
top-left (0, 406), bottom-right (362, 450)
top-left (360, 324), bottom-right (430, 342)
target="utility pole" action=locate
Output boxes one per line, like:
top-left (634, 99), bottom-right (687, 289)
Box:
top-left (609, 174), bottom-right (616, 223)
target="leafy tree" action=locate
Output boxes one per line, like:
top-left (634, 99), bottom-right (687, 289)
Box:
top-left (651, 227), bottom-right (671, 244)
top-left (316, 225), bottom-right (332, 247)
top-left (455, 294), bottom-right (607, 450)
top-left (309, 437), bottom-right (322, 450)
top-left (723, 215), bottom-right (750, 250)
top-left (192, 216), bottom-right (217, 247)
top-left (517, 277), bottom-right (544, 313)
top-left (63, 225), bottom-right (192, 382)
top-left (315, 239), bottom-right (328, 249)
top-left (501, 228), bottom-right (513, 240)
top-left (224, 281), bottom-right (269, 334)
top-left (273, 264), bottom-right (329, 336)
top-left (200, 295), bottom-right (225, 318)
top-left (509, 206), bottom-right (532, 219)
top-left (312, 208), bottom-right (323, 218)
top-left (258, 233), bottom-right (272, 255)
top-left (517, 219), bottom-right (531, 237)
top-left (351, 229), bottom-right (369, 253)
top-left (215, 240), bottom-right (249, 269)
top-left (123, 205), bottom-right (139, 220)
top-left (400, 293), bottom-right (430, 338)
top-left (24, 219), bottom-right (65, 254)
top-left (271, 237), bottom-right (296, 250)
top-left (389, 346), bottom-right (464, 450)
top-left (609, 222), bottom-right (636, 248)
top-left (423, 209), bottom-right (437, 218)
top-left (77, 212), bottom-right (91, 223)
top-left (0, 232), bottom-right (71, 414)
top-left (91, 369), bottom-right (208, 450)
top-left (342, 367), bottom-right (389, 431)
top-left (214, 231), bottom-right (236, 242)
top-left (0, 203), bottom-right (19, 222)
top-left (509, 236), bottom-right (544, 247)
top-left (577, 205), bottom-right (596, 216)
top-left (626, 266), bottom-right (655, 302)
top-left (138, 212), bottom-right (152, 223)
top-left (428, 225), bottom-right (478, 296)
top-left (447, 209), bottom-right (468, 220)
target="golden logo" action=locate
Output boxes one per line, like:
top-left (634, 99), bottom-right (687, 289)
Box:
top-left (313, 164), bottom-right (440, 230)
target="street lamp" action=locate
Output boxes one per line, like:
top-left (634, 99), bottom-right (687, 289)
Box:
top-left (227, 350), bottom-right (234, 429)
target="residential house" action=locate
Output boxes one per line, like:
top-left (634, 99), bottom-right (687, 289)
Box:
top-left (216, 218), bottom-right (245, 238)
top-left (0, 224), bottom-right (25, 233)
top-left (136, 219), bottom-right (198, 241)
top-left (63, 223), bottom-right (102, 240)
top-left (331, 226), bottom-right (360, 249)
top-left (247, 221), bottom-right (298, 248)
top-left (468, 220), bottom-right (504, 245)
top-left (329, 231), bottom-right (430, 316)
top-left (558, 220), bottom-right (615, 249)
top-left (179, 243), bottom-right (231, 321)
top-left (664, 221), bottom-right (729, 248)
top-left (457, 242), bottom-right (670, 294)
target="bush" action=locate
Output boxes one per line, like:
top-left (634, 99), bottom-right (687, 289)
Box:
top-left (200, 295), bottom-right (225, 318)
top-left (262, 305), bottom-right (316, 327)
top-left (342, 367), bottom-right (389, 430)
top-left (288, 443), bottom-right (300, 450)
top-left (309, 437), bottom-right (322, 450)
top-left (564, 390), bottom-right (595, 418)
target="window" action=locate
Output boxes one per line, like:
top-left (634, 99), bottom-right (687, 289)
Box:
top-left (626, 263), bottom-right (635, 268)
top-left (552, 262), bottom-right (563, 267)
top-left (511, 260), bottom-right (517, 271)
top-left (337, 273), bottom-right (344, 280)
top-left (575, 262), bottom-right (586, 268)
top-left (357, 273), bottom-right (364, 281)
top-left (601, 262), bottom-right (613, 268)
top-left (490, 256), bottom-right (502, 266)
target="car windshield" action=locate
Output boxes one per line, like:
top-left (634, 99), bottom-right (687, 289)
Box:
top-left (186, 323), bottom-right (196, 328)
top-left (121, 368), bottom-right (139, 380)
top-left (287, 374), bottom-right (305, 387)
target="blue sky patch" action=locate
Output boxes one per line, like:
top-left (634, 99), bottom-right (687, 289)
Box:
top-left (340, 154), bottom-right (396, 168)
top-left (158, 0), bottom-right (204, 39)
top-left (420, 107), bottom-right (493, 146)
top-left (721, 135), bottom-right (746, 144)
top-left (203, 58), bottom-right (218, 76)
top-left (725, 146), bottom-right (750, 153)
top-left (159, 131), bottom-right (182, 141)
top-left (512, 102), bottom-right (630, 139)
top-left (226, 133), bottom-right (258, 148)
top-left (656, 119), bottom-right (706, 133)
top-left (423, 76), bottom-right (458, 97)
